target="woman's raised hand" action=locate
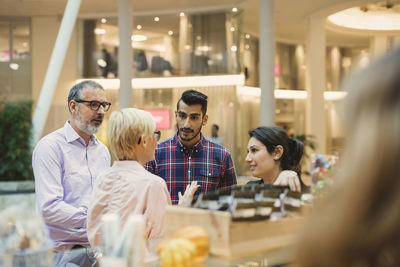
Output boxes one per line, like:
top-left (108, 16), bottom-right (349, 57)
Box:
top-left (273, 170), bottom-right (301, 192)
top-left (178, 181), bottom-right (200, 206)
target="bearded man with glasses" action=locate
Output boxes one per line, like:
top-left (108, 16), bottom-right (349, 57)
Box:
top-left (32, 80), bottom-right (111, 264)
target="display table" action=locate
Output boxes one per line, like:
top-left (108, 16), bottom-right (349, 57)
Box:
top-left (26, 245), bottom-right (292, 266)
top-left (147, 247), bottom-right (293, 267)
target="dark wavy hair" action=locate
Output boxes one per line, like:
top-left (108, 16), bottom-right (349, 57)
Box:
top-left (177, 89), bottom-right (208, 116)
top-left (249, 126), bottom-right (303, 173)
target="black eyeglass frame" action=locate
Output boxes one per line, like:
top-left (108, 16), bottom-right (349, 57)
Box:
top-left (137, 130), bottom-right (161, 144)
top-left (75, 100), bottom-right (111, 111)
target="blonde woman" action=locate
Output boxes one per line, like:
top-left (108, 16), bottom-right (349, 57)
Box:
top-left (296, 48), bottom-right (400, 266)
top-left (87, 108), bottom-right (198, 262)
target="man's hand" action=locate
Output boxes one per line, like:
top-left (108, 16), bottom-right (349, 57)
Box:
top-left (178, 181), bottom-right (200, 206)
top-left (273, 170), bottom-right (301, 192)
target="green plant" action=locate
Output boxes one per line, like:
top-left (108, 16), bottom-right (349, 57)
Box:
top-left (0, 100), bottom-right (34, 181)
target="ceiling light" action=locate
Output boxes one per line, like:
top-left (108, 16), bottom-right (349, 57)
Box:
top-left (180, 12), bottom-right (185, 17)
top-left (238, 86), bottom-right (348, 101)
top-left (94, 28), bottom-right (106, 35)
top-left (231, 45), bottom-right (237, 52)
top-left (245, 33), bottom-right (250, 39)
top-left (136, 25), bottom-right (142, 30)
top-left (168, 30), bottom-right (173, 36)
top-left (232, 7), bottom-right (238, 12)
top-left (131, 34), bottom-right (147, 42)
top-left (324, 91), bottom-right (348, 101)
top-left (154, 17), bottom-right (160, 22)
top-left (9, 63), bottom-right (19, 70)
top-left (275, 89), bottom-right (307, 99)
top-left (100, 18), bottom-right (107, 24)
top-left (328, 7), bottom-right (400, 31)
top-left (197, 46), bottom-right (210, 52)
top-left (97, 59), bottom-right (107, 68)
top-left (230, 27), bottom-right (235, 32)
top-left (78, 75), bottom-right (245, 90)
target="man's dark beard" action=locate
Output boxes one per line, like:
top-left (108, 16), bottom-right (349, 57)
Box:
top-left (178, 125), bottom-right (202, 142)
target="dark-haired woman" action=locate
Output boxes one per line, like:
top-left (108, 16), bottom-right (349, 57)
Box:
top-left (246, 126), bottom-right (307, 192)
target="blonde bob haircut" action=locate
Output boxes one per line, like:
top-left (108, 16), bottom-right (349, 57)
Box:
top-left (107, 108), bottom-right (155, 160)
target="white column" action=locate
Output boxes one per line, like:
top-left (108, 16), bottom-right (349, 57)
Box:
top-left (32, 0), bottom-right (81, 145)
top-left (306, 16), bottom-right (326, 154)
top-left (179, 14), bottom-right (190, 74)
top-left (259, 0), bottom-right (275, 126)
top-left (118, 0), bottom-right (133, 109)
top-left (370, 35), bottom-right (388, 59)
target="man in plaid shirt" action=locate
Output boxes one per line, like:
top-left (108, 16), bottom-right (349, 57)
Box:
top-left (145, 90), bottom-right (237, 204)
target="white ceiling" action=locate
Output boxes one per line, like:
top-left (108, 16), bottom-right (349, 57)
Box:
top-left (0, 0), bottom-right (393, 47)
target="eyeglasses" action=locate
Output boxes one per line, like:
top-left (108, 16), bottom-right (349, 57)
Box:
top-left (154, 130), bottom-right (161, 141)
top-left (137, 130), bottom-right (161, 144)
top-left (75, 100), bottom-right (111, 111)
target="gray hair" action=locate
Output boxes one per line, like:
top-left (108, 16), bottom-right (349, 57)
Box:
top-left (67, 80), bottom-right (104, 105)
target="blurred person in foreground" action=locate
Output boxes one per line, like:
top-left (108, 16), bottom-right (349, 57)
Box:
top-left (296, 47), bottom-right (400, 266)
top-left (32, 80), bottom-right (111, 252)
top-left (246, 126), bottom-right (307, 192)
top-left (87, 108), bottom-right (198, 262)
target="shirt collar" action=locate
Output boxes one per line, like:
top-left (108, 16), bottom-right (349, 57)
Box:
top-left (174, 132), bottom-right (204, 153)
top-left (64, 121), bottom-right (99, 145)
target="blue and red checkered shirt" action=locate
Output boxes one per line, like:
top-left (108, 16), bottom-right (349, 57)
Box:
top-left (145, 133), bottom-right (237, 204)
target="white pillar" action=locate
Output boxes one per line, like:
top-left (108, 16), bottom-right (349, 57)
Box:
top-left (32, 0), bottom-right (81, 145)
top-left (179, 14), bottom-right (190, 74)
top-left (118, 0), bottom-right (133, 109)
top-left (306, 16), bottom-right (326, 154)
top-left (259, 0), bottom-right (275, 126)
top-left (370, 35), bottom-right (388, 59)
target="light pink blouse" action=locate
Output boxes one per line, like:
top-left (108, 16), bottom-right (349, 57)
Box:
top-left (87, 160), bottom-right (171, 261)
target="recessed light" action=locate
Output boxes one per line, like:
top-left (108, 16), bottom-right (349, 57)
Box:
top-left (9, 63), bottom-right (19, 70)
top-left (230, 27), bottom-right (235, 32)
top-left (100, 18), bottom-right (107, 24)
top-left (180, 12), bottom-right (185, 17)
top-left (245, 33), bottom-right (250, 39)
top-left (136, 25), bottom-right (142, 30)
top-left (168, 30), bottom-right (173, 36)
top-left (94, 28), bottom-right (106, 35)
top-left (232, 7), bottom-right (238, 12)
top-left (131, 34), bottom-right (147, 42)
top-left (154, 17), bottom-right (160, 22)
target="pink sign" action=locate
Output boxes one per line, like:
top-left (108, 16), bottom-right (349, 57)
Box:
top-left (146, 109), bottom-right (171, 129)
top-left (274, 64), bottom-right (280, 77)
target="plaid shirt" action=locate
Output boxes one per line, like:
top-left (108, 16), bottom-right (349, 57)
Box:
top-left (145, 133), bottom-right (237, 204)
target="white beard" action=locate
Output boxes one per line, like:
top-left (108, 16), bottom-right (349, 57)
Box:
top-left (75, 109), bottom-right (101, 135)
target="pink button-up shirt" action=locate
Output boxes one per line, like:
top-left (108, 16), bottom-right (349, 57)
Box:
top-left (32, 121), bottom-right (110, 251)
top-left (87, 160), bottom-right (171, 262)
